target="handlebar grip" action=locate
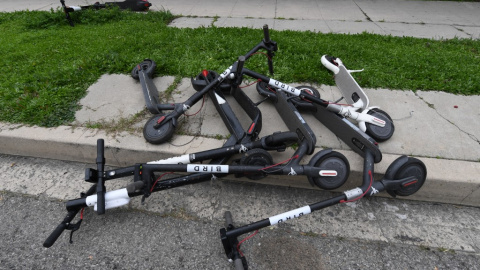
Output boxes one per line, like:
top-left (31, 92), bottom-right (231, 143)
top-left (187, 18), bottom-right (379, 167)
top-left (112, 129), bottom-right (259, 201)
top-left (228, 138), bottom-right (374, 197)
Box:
top-left (234, 56), bottom-right (245, 86)
top-left (224, 211), bottom-right (234, 228)
top-left (96, 139), bottom-right (106, 215)
top-left (265, 132), bottom-right (298, 147)
top-left (43, 209), bottom-right (80, 248)
top-left (234, 258), bottom-right (245, 270)
top-left (43, 223), bottom-right (68, 248)
top-left (263, 24), bottom-right (271, 43)
top-left (96, 139), bottom-right (104, 160)
top-left (320, 55), bottom-right (340, 74)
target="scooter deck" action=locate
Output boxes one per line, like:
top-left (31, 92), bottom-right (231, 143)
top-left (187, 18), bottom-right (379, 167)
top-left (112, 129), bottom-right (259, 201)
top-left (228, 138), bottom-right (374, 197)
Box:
top-left (138, 69), bottom-right (161, 114)
top-left (312, 104), bottom-right (382, 163)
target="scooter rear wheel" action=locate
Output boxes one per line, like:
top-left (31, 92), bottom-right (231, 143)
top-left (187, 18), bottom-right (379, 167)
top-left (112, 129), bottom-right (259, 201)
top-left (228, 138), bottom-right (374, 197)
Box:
top-left (389, 157), bottom-right (427, 196)
top-left (240, 149), bottom-right (273, 180)
top-left (308, 151), bottom-right (350, 190)
top-left (143, 114), bottom-right (175, 144)
top-left (365, 108), bottom-right (394, 142)
top-left (131, 59), bottom-right (156, 80)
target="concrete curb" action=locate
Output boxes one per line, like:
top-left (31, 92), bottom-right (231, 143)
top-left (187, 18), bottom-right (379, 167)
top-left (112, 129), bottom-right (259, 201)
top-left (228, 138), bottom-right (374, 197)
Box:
top-left (2, 122), bottom-right (479, 207)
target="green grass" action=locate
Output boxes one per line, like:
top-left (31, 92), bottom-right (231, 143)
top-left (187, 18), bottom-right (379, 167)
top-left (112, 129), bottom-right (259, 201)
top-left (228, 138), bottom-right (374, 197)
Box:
top-left (0, 8), bottom-right (479, 127)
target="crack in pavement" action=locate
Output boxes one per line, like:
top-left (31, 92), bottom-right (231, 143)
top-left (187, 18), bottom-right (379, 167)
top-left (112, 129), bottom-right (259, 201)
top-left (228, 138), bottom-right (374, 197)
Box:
top-left (414, 92), bottom-right (480, 147)
top-left (352, 0), bottom-right (372, 22)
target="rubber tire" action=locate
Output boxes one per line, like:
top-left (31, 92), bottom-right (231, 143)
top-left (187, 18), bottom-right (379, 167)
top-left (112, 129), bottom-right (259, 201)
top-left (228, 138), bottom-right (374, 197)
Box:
top-left (365, 108), bottom-right (395, 142)
top-left (308, 151), bottom-right (350, 190)
top-left (240, 149), bottom-right (273, 180)
top-left (256, 81), bottom-right (277, 99)
top-left (143, 114), bottom-right (175, 144)
top-left (290, 85), bottom-right (320, 107)
top-left (391, 157), bottom-right (427, 196)
top-left (131, 59), bottom-right (156, 80)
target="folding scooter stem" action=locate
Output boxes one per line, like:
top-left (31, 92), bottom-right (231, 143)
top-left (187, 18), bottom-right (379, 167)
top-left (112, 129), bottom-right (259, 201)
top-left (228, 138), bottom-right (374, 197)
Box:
top-left (95, 139), bottom-right (106, 214)
top-left (206, 57), bottom-right (262, 142)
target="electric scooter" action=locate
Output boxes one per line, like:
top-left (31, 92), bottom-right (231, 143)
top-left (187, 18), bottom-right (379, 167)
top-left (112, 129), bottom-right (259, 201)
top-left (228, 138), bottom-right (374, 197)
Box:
top-left (60, 0), bottom-right (152, 26)
top-left (43, 133), bottom-right (351, 247)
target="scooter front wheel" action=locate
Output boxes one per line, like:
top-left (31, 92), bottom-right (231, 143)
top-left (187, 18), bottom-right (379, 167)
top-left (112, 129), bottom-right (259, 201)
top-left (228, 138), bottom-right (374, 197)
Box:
top-left (365, 108), bottom-right (394, 142)
top-left (143, 114), bottom-right (175, 144)
top-left (290, 85), bottom-right (321, 111)
top-left (388, 157), bottom-right (427, 196)
top-left (308, 150), bottom-right (350, 190)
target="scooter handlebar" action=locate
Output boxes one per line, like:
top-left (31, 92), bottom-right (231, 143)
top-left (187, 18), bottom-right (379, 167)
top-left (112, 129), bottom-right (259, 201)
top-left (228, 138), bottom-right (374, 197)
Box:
top-left (263, 24), bottom-right (271, 43)
top-left (43, 209), bottom-right (78, 248)
top-left (43, 222), bottom-right (68, 248)
top-left (321, 55), bottom-right (340, 74)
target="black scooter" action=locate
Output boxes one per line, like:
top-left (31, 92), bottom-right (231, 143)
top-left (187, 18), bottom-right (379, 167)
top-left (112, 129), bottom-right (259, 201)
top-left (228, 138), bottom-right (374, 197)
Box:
top-left (60, 0), bottom-right (152, 26)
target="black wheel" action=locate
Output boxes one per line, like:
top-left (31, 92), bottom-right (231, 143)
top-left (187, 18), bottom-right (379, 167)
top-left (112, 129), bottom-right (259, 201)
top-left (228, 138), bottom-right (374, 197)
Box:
top-left (290, 85), bottom-right (320, 110)
top-left (143, 114), bottom-right (175, 144)
top-left (191, 70), bottom-right (219, 91)
top-left (308, 151), bottom-right (350, 190)
top-left (256, 81), bottom-right (277, 99)
top-left (390, 157), bottom-right (427, 196)
top-left (191, 70), bottom-right (232, 92)
top-left (240, 149), bottom-right (273, 180)
top-left (365, 108), bottom-right (394, 142)
top-left (131, 59), bottom-right (156, 80)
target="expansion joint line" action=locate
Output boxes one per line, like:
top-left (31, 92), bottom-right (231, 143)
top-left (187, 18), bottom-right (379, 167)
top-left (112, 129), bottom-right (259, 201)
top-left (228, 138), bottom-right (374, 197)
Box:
top-left (414, 92), bottom-right (480, 146)
top-left (352, 0), bottom-right (372, 22)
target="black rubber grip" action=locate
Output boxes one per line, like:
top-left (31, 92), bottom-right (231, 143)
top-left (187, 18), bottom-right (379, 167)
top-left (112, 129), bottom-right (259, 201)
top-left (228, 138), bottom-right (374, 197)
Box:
top-left (325, 55), bottom-right (336, 64)
top-left (265, 132), bottom-right (298, 146)
top-left (224, 211), bottom-right (233, 228)
top-left (96, 139), bottom-right (106, 215)
top-left (43, 223), bottom-right (67, 248)
top-left (234, 258), bottom-right (245, 270)
top-left (263, 24), bottom-right (270, 43)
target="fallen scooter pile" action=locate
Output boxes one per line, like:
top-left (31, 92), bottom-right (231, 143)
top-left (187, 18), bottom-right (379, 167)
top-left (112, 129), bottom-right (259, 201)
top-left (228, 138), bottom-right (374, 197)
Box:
top-left (43, 25), bottom-right (427, 270)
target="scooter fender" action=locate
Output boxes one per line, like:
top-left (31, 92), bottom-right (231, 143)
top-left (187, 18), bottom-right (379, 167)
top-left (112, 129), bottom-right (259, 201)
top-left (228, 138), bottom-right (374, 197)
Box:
top-left (382, 155), bottom-right (410, 198)
top-left (306, 149), bottom-right (333, 187)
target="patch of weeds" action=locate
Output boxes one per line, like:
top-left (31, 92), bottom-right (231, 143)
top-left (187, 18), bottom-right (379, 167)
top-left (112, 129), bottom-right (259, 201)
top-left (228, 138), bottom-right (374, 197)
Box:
top-left (82, 109), bottom-right (148, 135)
top-left (437, 247), bottom-right (456, 254)
top-left (300, 231), bottom-right (319, 237)
top-left (211, 15), bottom-right (219, 26)
top-left (85, 122), bottom-right (103, 129)
top-left (164, 76), bottom-right (183, 100)
top-left (289, 143), bottom-right (299, 151)
top-left (419, 245), bottom-right (431, 251)
top-left (161, 208), bottom-right (197, 221)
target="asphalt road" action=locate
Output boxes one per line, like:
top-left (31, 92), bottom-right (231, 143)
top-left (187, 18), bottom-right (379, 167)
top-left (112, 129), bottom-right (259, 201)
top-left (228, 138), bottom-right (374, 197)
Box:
top-left (1, 154), bottom-right (479, 269)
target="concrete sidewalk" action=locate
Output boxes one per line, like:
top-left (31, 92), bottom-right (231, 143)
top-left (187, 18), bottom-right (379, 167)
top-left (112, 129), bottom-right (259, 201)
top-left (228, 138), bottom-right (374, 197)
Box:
top-left (2, 0), bottom-right (479, 39)
top-left (0, 0), bottom-right (479, 207)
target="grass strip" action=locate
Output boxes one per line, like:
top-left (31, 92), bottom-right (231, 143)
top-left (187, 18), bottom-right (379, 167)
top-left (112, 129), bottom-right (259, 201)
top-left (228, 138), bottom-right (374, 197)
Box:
top-left (0, 8), bottom-right (479, 127)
